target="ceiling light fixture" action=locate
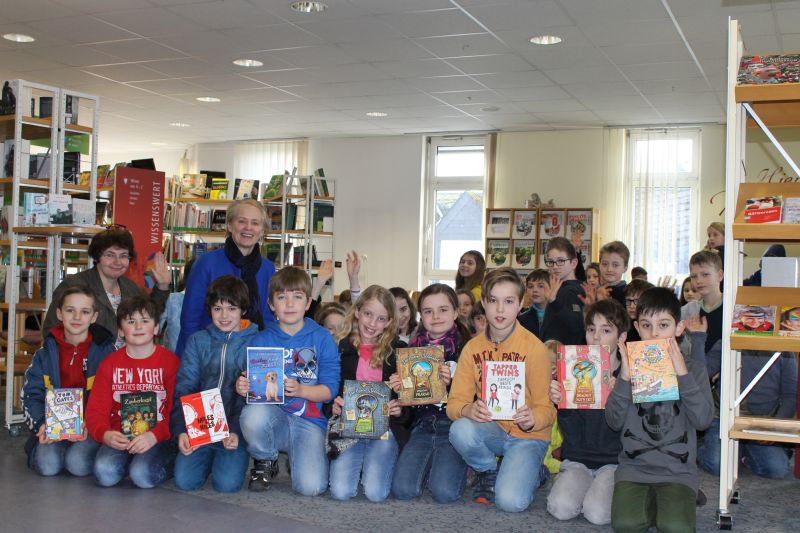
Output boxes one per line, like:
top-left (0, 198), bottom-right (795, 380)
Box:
top-left (365, 111), bottom-right (387, 117)
top-left (196, 96), bottom-right (221, 102)
top-left (233, 58), bottom-right (264, 68)
top-left (169, 122), bottom-right (191, 128)
top-left (3, 33), bottom-right (35, 43)
top-left (290, 1), bottom-right (327, 13)
top-left (529, 35), bottom-right (562, 45)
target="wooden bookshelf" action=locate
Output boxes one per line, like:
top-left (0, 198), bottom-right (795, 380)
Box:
top-left (13, 226), bottom-right (105, 237)
top-left (730, 416), bottom-right (800, 445)
top-left (731, 182), bottom-right (800, 240)
top-left (735, 83), bottom-right (800, 127)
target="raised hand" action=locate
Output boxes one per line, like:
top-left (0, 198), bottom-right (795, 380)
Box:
top-left (685, 314), bottom-right (707, 333)
top-left (546, 273), bottom-right (564, 303)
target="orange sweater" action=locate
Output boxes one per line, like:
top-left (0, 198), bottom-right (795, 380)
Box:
top-left (446, 322), bottom-right (555, 441)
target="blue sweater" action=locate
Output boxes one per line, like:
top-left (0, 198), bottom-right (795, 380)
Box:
top-left (248, 318), bottom-right (340, 430)
top-left (171, 321), bottom-right (260, 438)
top-left (176, 247), bottom-right (276, 356)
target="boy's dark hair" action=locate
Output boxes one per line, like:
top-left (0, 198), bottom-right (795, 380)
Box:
top-left (546, 237), bottom-right (576, 259)
top-left (88, 227), bottom-right (136, 262)
top-left (624, 279), bottom-right (654, 298)
top-left (631, 266), bottom-right (647, 278)
top-left (690, 250), bottom-right (723, 271)
top-left (525, 269), bottom-right (550, 285)
top-left (599, 240), bottom-right (631, 266)
top-left (482, 267), bottom-right (524, 301)
top-left (585, 299), bottom-right (630, 336)
top-left (205, 275), bottom-right (250, 314)
top-left (117, 295), bottom-right (162, 327)
top-left (636, 287), bottom-right (681, 323)
top-left (57, 285), bottom-right (97, 311)
top-left (268, 266), bottom-right (312, 302)
top-left (389, 287), bottom-right (418, 333)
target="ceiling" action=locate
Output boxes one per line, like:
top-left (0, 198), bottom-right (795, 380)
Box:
top-left (2, 0), bottom-right (800, 152)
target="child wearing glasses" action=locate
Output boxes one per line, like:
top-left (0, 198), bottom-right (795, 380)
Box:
top-left (540, 237), bottom-right (586, 345)
top-left (622, 279), bottom-right (654, 343)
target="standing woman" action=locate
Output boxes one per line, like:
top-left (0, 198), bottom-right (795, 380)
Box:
top-left (176, 199), bottom-right (275, 356)
top-left (42, 227), bottom-right (171, 342)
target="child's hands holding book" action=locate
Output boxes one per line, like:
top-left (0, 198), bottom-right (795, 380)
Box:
top-left (439, 364), bottom-right (452, 386)
top-left (685, 314), bottom-right (708, 333)
top-left (388, 373), bottom-right (402, 393)
top-left (128, 431), bottom-right (157, 454)
top-left (512, 405), bottom-right (535, 432)
top-left (388, 399), bottom-right (402, 417)
top-left (666, 337), bottom-right (688, 377)
top-left (36, 425), bottom-right (49, 445)
top-left (461, 400), bottom-right (493, 423)
top-left (178, 433), bottom-right (193, 455)
top-left (235, 372), bottom-right (249, 398)
top-left (331, 396), bottom-right (344, 416)
top-left (103, 430), bottom-right (130, 451)
top-left (284, 377), bottom-right (303, 397)
top-left (222, 433), bottom-right (239, 451)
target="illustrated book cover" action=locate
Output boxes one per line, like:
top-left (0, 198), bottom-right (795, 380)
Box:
top-left (396, 346), bottom-right (447, 406)
top-left (779, 306), bottom-right (800, 337)
top-left (181, 173), bottom-right (207, 199)
top-left (120, 391), bottom-right (158, 440)
top-left (511, 210), bottom-right (536, 239)
top-left (234, 178), bottom-right (258, 199)
top-left (45, 388), bottom-right (83, 441)
top-left (487, 239), bottom-right (510, 268)
top-left (487, 210), bottom-right (511, 238)
top-left (744, 196), bottom-right (782, 224)
top-left (512, 239), bottom-right (535, 269)
top-left (338, 380), bottom-right (390, 439)
top-left (540, 210), bottom-right (565, 238)
top-left (626, 339), bottom-right (679, 403)
top-left (557, 345), bottom-right (612, 410)
top-left (180, 388), bottom-right (230, 448)
top-left (732, 304), bottom-right (777, 335)
top-left (481, 361), bottom-right (525, 420)
top-left (246, 347), bottom-right (285, 404)
top-left (738, 54), bottom-right (800, 85)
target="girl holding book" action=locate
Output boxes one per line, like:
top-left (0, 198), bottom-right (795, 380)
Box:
top-left (390, 284), bottom-right (470, 503)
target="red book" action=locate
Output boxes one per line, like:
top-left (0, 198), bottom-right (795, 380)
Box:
top-left (180, 388), bottom-right (229, 448)
top-left (744, 195), bottom-right (782, 224)
top-left (557, 345), bottom-right (612, 409)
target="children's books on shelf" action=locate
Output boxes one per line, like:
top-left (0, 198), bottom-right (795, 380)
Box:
top-left (246, 347), bottom-right (285, 404)
top-left (779, 306), bottom-right (800, 337)
top-left (481, 361), bottom-right (525, 420)
top-left (732, 304), bottom-right (777, 335)
top-left (626, 339), bottom-right (679, 403)
top-left (737, 54), bottom-right (800, 85)
top-left (557, 345), bottom-right (611, 410)
top-left (23, 192), bottom-right (48, 226)
top-left (487, 239), bottom-right (510, 268)
top-left (512, 239), bottom-right (535, 269)
top-left (234, 178), bottom-right (258, 199)
top-left (181, 173), bottom-right (207, 199)
top-left (396, 346), bottom-right (447, 406)
top-left (744, 196), bottom-right (782, 224)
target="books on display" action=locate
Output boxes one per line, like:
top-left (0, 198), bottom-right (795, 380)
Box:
top-left (557, 345), bottom-right (612, 410)
top-left (783, 197), bottom-right (800, 224)
top-left (120, 391), bottom-right (158, 440)
top-left (540, 210), bottom-right (565, 238)
top-left (48, 193), bottom-right (73, 225)
top-left (180, 388), bottom-right (230, 448)
top-left (511, 239), bottom-right (535, 268)
top-left (744, 196), bottom-right (782, 224)
top-left (396, 346), bottom-right (447, 406)
top-left (44, 388), bottom-right (83, 441)
top-left (23, 192), bottom-right (48, 226)
top-left (481, 360), bottom-right (525, 420)
top-left (338, 380), bottom-right (391, 439)
top-left (779, 306), bottom-right (800, 337)
top-left (71, 198), bottom-right (95, 225)
top-left (246, 347), bottom-right (285, 404)
top-left (732, 304), bottom-right (777, 335)
top-left (737, 54), bottom-right (800, 85)
top-left (234, 178), bottom-right (258, 199)
top-left (626, 339), bottom-right (679, 403)
top-left (511, 210), bottom-right (536, 239)
top-left (487, 210), bottom-right (511, 238)
top-left (487, 239), bottom-right (510, 268)
top-left (209, 177), bottom-right (229, 199)
top-left (181, 173), bottom-right (207, 198)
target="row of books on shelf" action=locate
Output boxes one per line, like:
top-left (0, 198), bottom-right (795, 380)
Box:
top-left (732, 304), bottom-right (800, 337)
top-left (0, 193), bottom-right (109, 231)
top-left (164, 203), bottom-right (227, 232)
top-left (743, 196), bottom-right (800, 224)
top-left (176, 169), bottom-right (333, 202)
top-left (0, 262), bottom-right (48, 301)
top-left (266, 203), bottom-right (334, 233)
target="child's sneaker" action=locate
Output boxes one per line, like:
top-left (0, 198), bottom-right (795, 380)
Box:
top-left (473, 470), bottom-right (497, 505)
top-left (248, 459), bottom-right (279, 492)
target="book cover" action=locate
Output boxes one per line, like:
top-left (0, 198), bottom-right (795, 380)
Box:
top-left (261, 174), bottom-right (284, 200)
top-left (286, 203), bottom-right (298, 230)
top-left (266, 205), bottom-right (282, 231)
top-left (209, 177), bottom-right (229, 199)
top-left (511, 239), bottom-right (535, 268)
top-left (481, 361), bottom-right (525, 420)
top-left (234, 178), bottom-right (258, 199)
top-left (744, 196), bottom-right (782, 224)
top-left (732, 304), bottom-right (777, 335)
top-left (96, 164), bottom-right (111, 188)
top-left (23, 192), bottom-right (48, 226)
top-left (738, 54), bottom-right (800, 85)
top-left (44, 388), bottom-right (83, 441)
top-left (339, 380), bottom-right (391, 439)
top-left (210, 209), bottom-right (227, 232)
top-left (511, 210), bottom-right (536, 239)
top-left (396, 346), bottom-right (447, 406)
top-left (48, 193), bottom-right (73, 225)
top-left (180, 387), bottom-right (230, 448)
top-left (246, 347), bottom-right (285, 404)
top-left (779, 306), bottom-right (800, 337)
top-left (557, 345), bottom-right (611, 410)
top-left (487, 210), bottom-right (511, 238)
top-left (783, 197), bottom-right (800, 224)
top-left (540, 210), bottom-right (565, 239)
top-left (487, 239), bottom-right (510, 268)
top-left (312, 204), bottom-right (334, 233)
top-left (120, 391), bottom-right (158, 440)
top-left (566, 210), bottom-right (592, 264)
top-left (181, 173), bottom-right (207, 198)
top-left (626, 339), bottom-right (679, 403)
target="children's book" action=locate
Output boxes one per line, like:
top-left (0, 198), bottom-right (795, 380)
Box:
top-left (779, 306), bottom-right (800, 337)
top-left (732, 304), bottom-right (777, 335)
top-left (180, 388), bottom-right (230, 448)
top-left (744, 195), bottom-right (782, 224)
top-left (44, 388), bottom-right (83, 441)
top-left (481, 361), bottom-right (525, 420)
top-left (120, 391), bottom-right (158, 440)
top-left (487, 239), bottom-right (510, 268)
top-left (539, 238), bottom-right (550, 268)
top-left (738, 54), bottom-right (800, 85)
top-left (512, 239), bottom-right (535, 268)
top-left (567, 210), bottom-right (593, 267)
top-left (234, 178), bottom-right (258, 199)
top-left (48, 193), bottom-right (72, 225)
top-left (23, 192), bottom-right (48, 226)
top-left (209, 177), bottom-right (229, 199)
top-left (487, 210), bottom-right (511, 238)
top-left (181, 173), bottom-right (207, 198)
top-left (246, 347), bottom-right (285, 404)
top-left (557, 345), bottom-right (612, 410)
top-left (512, 210), bottom-right (536, 238)
top-left (626, 339), bottom-right (679, 403)
top-left (396, 346), bottom-right (447, 406)
top-left (540, 210), bottom-right (565, 238)
top-left (339, 380), bottom-right (391, 439)
top-left (96, 164), bottom-right (111, 188)
top-left (783, 197), bottom-right (800, 224)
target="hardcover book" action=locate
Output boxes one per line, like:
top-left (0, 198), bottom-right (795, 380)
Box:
top-left (779, 306), bottom-right (800, 337)
top-left (234, 178), bottom-right (258, 199)
top-left (181, 173), bottom-right (207, 199)
top-left (783, 197), bottom-right (800, 224)
top-left (45, 388), bottom-right (83, 441)
top-left (626, 339), bottom-right (679, 403)
top-left (209, 177), bottom-right (229, 199)
top-left (487, 239), bottom-right (510, 268)
top-left (180, 388), bottom-right (230, 448)
top-left (732, 304), bottom-right (777, 335)
top-left (339, 380), bottom-right (391, 439)
top-left (210, 209), bottom-right (227, 232)
top-left (48, 193), bottom-right (73, 225)
top-left (96, 164), bottom-right (111, 188)
top-left (246, 347), bottom-right (285, 404)
top-left (481, 361), bottom-right (525, 420)
top-left (512, 239), bottom-right (535, 268)
top-left (23, 192), bottom-right (48, 226)
top-left (557, 345), bottom-right (612, 410)
top-left (261, 174), bottom-right (284, 200)
top-left (744, 196), bottom-right (782, 224)
top-left (511, 210), bottom-right (536, 239)
top-left (120, 391), bottom-right (158, 440)
top-left (72, 198), bottom-right (95, 225)
top-left (540, 210), bottom-right (565, 238)
top-left (738, 54), bottom-right (800, 85)
top-left (396, 346), bottom-right (447, 406)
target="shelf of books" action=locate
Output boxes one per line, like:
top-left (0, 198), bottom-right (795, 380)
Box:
top-left (484, 207), bottom-right (599, 273)
top-left (1, 79), bottom-right (100, 432)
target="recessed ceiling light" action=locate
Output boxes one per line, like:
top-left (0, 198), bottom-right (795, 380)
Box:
top-left (366, 111), bottom-right (387, 117)
top-left (3, 33), bottom-right (35, 43)
top-left (529, 35), bottom-right (562, 45)
top-left (481, 106), bottom-right (500, 112)
top-left (233, 58), bottom-right (264, 68)
top-left (196, 96), bottom-right (221, 103)
top-left (169, 122), bottom-right (191, 128)
top-left (290, 1), bottom-right (327, 13)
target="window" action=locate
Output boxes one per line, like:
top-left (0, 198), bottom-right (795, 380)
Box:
top-left (625, 129), bottom-right (700, 282)
top-left (233, 140), bottom-right (308, 179)
top-left (422, 137), bottom-right (489, 287)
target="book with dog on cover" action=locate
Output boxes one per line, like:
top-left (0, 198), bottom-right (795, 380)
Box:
top-left (180, 388), bottom-right (229, 448)
top-left (396, 346), bottom-right (447, 406)
top-left (246, 347), bottom-right (285, 405)
top-left (120, 391), bottom-right (157, 440)
top-left (339, 380), bottom-right (390, 439)
top-left (45, 388), bottom-right (83, 441)
top-left (626, 339), bottom-right (679, 403)
top-left (481, 361), bottom-right (525, 420)
top-left (557, 345), bottom-right (612, 410)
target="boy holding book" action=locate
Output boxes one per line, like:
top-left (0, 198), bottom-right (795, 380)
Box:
top-left (86, 296), bottom-right (181, 488)
top-left (236, 267), bottom-right (340, 495)
top-left (447, 267), bottom-right (555, 513)
top-left (172, 276), bottom-right (259, 492)
top-left (22, 286), bottom-right (116, 476)
top-left (606, 288), bottom-right (713, 532)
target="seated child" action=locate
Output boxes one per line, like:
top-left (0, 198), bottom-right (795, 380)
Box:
top-left (518, 269), bottom-right (549, 339)
top-left (622, 279), bottom-right (653, 343)
top-left (314, 302), bottom-right (346, 337)
top-left (469, 301), bottom-right (487, 337)
top-left (390, 287), bottom-right (418, 344)
top-left (236, 267), bottom-right (339, 495)
top-left (541, 237), bottom-right (586, 345)
top-left (23, 286), bottom-right (116, 477)
top-left (630, 267), bottom-right (647, 281)
top-left (599, 241), bottom-right (631, 305)
top-left (606, 287), bottom-right (713, 533)
top-left (447, 267), bottom-right (555, 513)
top-left (172, 276), bottom-right (259, 492)
top-left (456, 289), bottom-right (476, 323)
top-left (86, 296), bottom-right (181, 488)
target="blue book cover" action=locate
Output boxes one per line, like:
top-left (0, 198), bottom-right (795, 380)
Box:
top-left (246, 347), bottom-right (285, 404)
top-left (339, 380), bottom-right (390, 439)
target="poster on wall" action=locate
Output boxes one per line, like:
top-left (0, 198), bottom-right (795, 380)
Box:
top-left (113, 167), bottom-right (165, 288)
top-left (566, 210), bottom-right (593, 268)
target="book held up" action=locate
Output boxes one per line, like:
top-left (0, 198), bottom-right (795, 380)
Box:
top-left (481, 361), bottom-right (525, 420)
top-left (337, 380), bottom-right (391, 439)
top-left (45, 388), bottom-right (83, 441)
top-left (626, 339), bottom-right (679, 403)
top-left (180, 388), bottom-right (230, 448)
top-left (396, 346), bottom-right (447, 406)
top-left (246, 347), bottom-right (286, 404)
top-left (557, 345), bottom-right (612, 410)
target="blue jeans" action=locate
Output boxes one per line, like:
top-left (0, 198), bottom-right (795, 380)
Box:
top-left (449, 417), bottom-right (549, 512)
top-left (329, 433), bottom-right (399, 502)
top-left (392, 416), bottom-right (468, 503)
top-left (93, 441), bottom-right (175, 488)
top-left (698, 418), bottom-right (790, 479)
top-left (240, 404), bottom-right (328, 496)
top-left (29, 437), bottom-right (100, 477)
top-left (174, 440), bottom-right (250, 493)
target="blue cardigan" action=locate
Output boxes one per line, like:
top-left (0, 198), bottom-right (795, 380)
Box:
top-left (176, 247), bottom-right (275, 356)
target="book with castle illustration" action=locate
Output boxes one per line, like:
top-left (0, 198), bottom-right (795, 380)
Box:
top-left (44, 388), bottom-right (83, 441)
top-left (338, 380), bottom-right (390, 439)
top-left (246, 347), bottom-right (286, 405)
top-left (396, 346), bottom-right (447, 406)
top-left (180, 388), bottom-right (230, 448)
top-left (557, 345), bottom-right (612, 410)
top-left (626, 339), bottom-right (679, 403)
top-left (481, 361), bottom-right (525, 420)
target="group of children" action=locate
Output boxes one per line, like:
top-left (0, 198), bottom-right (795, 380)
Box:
top-left (20, 221), bottom-right (795, 533)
